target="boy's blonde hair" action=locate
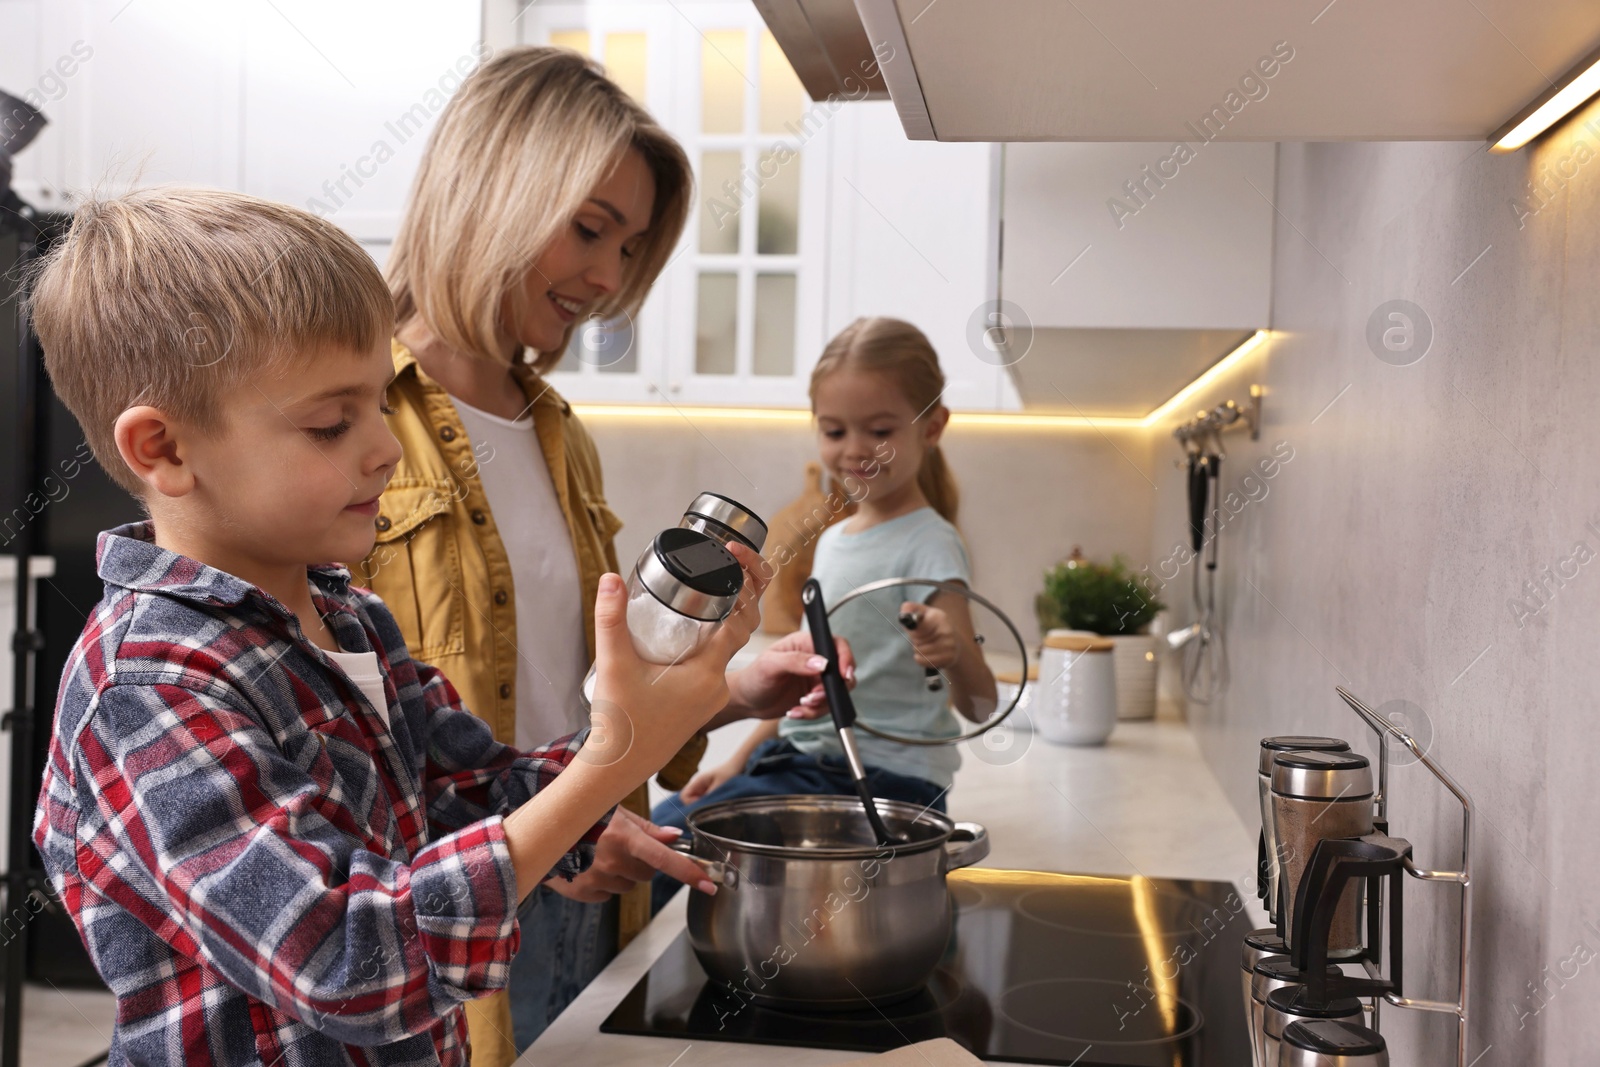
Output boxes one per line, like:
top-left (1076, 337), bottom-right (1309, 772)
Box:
top-left (28, 186), bottom-right (394, 497)
top-left (810, 316), bottom-right (960, 524)
top-left (388, 46), bottom-right (692, 373)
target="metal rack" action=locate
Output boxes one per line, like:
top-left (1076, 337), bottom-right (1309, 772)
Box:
top-left (1335, 686), bottom-right (1474, 1067)
top-left (1172, 384), bottom-right (1262, 446)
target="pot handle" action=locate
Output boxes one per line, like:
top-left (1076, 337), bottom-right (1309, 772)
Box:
top-left (669, 835), bottom-right (740, 889)
top-left (944, 822), bottom-right (990, 871)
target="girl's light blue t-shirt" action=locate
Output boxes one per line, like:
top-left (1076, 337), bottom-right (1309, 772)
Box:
top-left (779, 506), bottom-right (971, 788)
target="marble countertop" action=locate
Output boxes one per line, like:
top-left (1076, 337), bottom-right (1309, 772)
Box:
top-left (519, 716), bottom-right (1266, 1066)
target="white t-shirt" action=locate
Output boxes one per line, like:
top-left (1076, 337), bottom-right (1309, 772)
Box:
top-left (324, 647), bottom-right (389, 728)
top-left (452, 396), bottom-right (590, 750)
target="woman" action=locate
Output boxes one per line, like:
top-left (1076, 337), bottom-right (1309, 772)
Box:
top-left (352, 48), bottom-right (844, 1064)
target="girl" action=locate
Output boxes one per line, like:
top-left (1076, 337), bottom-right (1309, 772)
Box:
top-left (652, 317), bottom-right (997, 903)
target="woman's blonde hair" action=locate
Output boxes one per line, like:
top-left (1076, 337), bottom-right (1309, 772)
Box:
top-left (809, 317), bottom-right (959, 524)
top-left (387, 46), bottom-right (691, 372)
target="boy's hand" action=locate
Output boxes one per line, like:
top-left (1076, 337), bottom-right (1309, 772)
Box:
top-left (582, 544), bottom-right (767, 773)
top-left (901, 600), bottom-right (960, 669)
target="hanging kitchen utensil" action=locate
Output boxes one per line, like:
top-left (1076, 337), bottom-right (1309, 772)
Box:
top-left (801, 578), bottom-right (900, 846)
top-left (826, 576), bottom-right (1028, 748)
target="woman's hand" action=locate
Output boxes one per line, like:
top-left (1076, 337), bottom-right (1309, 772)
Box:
top-left (720, 630), bottom-right (856, 725)
top-left (546, 808), bottom-right (718, 903)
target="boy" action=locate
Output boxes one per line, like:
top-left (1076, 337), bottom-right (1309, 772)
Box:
top-left (28, 187), bottom-right (759, 1066)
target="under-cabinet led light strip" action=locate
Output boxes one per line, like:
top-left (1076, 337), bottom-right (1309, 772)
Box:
top-left (574, 330), bottom-right (1272, 431)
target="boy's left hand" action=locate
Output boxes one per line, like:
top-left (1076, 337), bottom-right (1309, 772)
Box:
top-left (900, 600), bottom-right (960, 669)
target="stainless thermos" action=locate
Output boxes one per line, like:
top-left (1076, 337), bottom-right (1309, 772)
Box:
top-left (1263, 986), bottom-right (1364, 1067)
top-left (1249, 956), bottom-right (1341, 1067)
top-left (1271, 749), bottom-right (1374, 958)
top-left (1258, 736), bottom-right (1350, 922)
top-left (1241, 926), bottom-right (1287, 1064)
top-left (1279, 1018), bottom-right (1389, 1066)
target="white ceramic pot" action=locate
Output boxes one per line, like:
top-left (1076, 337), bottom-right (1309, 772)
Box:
top-left (1036, 631), bottom-right (1118, 746)
top-left (1110, 632), bottom-right (1159, 721)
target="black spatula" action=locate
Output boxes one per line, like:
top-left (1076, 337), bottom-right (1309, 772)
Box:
top-left (801, 578), bottom-right (900, 847)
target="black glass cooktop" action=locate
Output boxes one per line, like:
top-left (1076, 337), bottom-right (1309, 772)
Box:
top-left (601, 868), bottom-right (1251, 1066)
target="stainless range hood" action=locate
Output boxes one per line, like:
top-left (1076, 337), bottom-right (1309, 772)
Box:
top-left (759, 0), bottom-right (1600, 143)
top-left (751, 0), bottom-right (890, 102)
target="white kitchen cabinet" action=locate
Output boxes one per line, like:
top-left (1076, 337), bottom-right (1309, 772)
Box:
top-left (823, 101), bottom-right (1017, 411)
top-left (1001, 141), bottom-right (1275, 330)
top-left (2, 0), bottom-right (481, 266)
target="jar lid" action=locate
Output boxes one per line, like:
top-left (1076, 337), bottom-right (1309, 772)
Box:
top-left (1266, 985), bottom-right (1364, 1020)
top-left (637, 528), bottom-right (743, 622)
top-left (1251, 956), bottom-right (1342, 997)
top-left (684, 492), bottom-right (768, 553)
top-left (1271, 749), bottom-right (1373, 801)
top-left (1042, 631), bottom-right (1115, 653)
top-left (1282, 1019), bottom-right (1387, 1056)
top-left (1259, 735), bottom-right (1350, 773)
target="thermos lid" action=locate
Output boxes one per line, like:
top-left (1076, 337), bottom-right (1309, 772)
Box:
top-left (1266, 985), bottom-right (1364, 1020)
top-left (1250, 955), bottom-right (1342, 1000)
top-left (1244, 928), bottom-right (1288, 953)
top-left (637, 528), bottom-right (743, 622)
top-left (1259, 735), bottom-right (1351, 773)
top-left (684, 492), bottom-right (768, 553)
top-left (1272, 749), bottom-right (1373, 801)
top-left (1282, 1019), bottom-right (1388, 1056)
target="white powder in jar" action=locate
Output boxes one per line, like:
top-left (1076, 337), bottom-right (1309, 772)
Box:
top-left (626, 580), bottom-right (708, 663)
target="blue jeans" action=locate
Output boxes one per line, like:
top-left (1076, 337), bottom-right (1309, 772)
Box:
top-left (649, 739), bottom-right (949, 913)
top-left (508, 887), bottom-right (617, 1051)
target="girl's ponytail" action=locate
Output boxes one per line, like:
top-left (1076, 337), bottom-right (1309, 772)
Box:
top-left (917, 445), bottom-right (959, 525)
top-left (810, 316), bottom-right (960, 525)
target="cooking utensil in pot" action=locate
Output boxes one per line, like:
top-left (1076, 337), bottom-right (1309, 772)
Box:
top-left (802, 578), bottom-right (900, 846)
top-left (677, 794), bottom-right (990, 1007)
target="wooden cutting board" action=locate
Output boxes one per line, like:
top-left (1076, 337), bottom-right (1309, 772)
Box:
top-left (824, 1038), bottom-right (982, 1066)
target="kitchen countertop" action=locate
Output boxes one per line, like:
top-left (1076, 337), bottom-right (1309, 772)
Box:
top-left (519, 716), bottom-right (1266, 1066)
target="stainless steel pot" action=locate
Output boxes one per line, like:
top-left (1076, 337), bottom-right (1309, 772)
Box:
top-left (676, 794), bottom-right (990, 1008)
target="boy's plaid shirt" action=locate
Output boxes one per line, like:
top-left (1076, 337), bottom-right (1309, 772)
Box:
top-left (34, 522), bottom-right (605, 1066)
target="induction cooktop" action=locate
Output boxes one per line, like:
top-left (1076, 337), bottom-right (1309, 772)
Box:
top-left (601, 868), bottom-right (1252, 1066)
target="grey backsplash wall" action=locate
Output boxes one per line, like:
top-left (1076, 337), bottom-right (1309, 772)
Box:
top-left (1149, 124), bottom-right (1600, 1063)
top-left (587, 415), bottom-right (1156, 648)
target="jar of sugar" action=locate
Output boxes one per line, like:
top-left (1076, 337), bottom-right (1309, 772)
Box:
top-left (582, 527), bottom-right (744, 705)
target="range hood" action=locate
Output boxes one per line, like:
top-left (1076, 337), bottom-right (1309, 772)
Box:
top-left (760, 0), bottom-right (1600, 143)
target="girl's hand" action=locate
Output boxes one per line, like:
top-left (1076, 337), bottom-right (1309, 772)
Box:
top-left (679, 757), bottom-right (745, 804)
top-left (725, 629), bottom-right (856, 721)
top-left (901, 600), bottom-right (960, 669)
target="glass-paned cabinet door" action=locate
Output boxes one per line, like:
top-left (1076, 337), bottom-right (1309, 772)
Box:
top-left (518, 1), bottom-right (827, 407)
top-left (532, 6), bottom-right (676, 403)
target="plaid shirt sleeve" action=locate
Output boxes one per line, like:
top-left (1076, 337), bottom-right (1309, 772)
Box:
top-left (66, 678), bottom-right (521, 1047)
top-left (405, 658), bottom-right (610, 882)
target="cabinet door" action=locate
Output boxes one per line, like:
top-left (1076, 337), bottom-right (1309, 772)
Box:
top-left (824, 101), bottom-right (1016, 411)
top-left (1002, 141), bottom-right (1275, 330)
top-left (240, 0), bottom-right (484, 269)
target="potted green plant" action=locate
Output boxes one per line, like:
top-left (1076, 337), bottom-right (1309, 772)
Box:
top-left (1036, 548), bottom-right (1167, 720)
